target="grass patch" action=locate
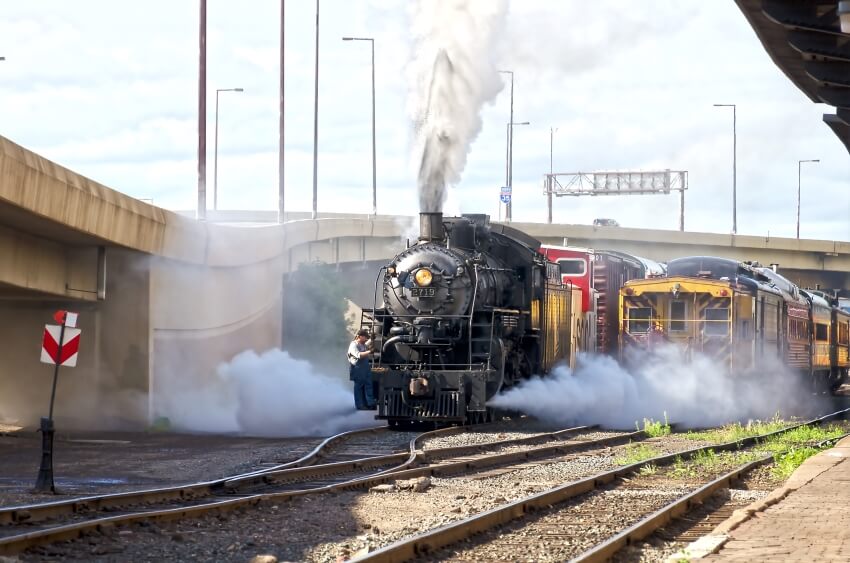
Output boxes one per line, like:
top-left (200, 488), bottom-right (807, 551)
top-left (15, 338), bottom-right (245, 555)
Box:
top-left (755, 423), bottom-right (847, 479)
top-left (637, 413), bottom-right (671, 438)
top-left (756, 423), bottom-right (845, 456)
top-left (771, 447), bottom-right (820, 479)
top-left (669, 450), bottom-right (765, 479)
top-left (669, 455), bottom-right (696, 478)
top-left (638, 463), bottom-right (658, 476)
top-left (615, 442), bottom-right (661, 466)
top-left (684, 415), bottom-right (789, 443)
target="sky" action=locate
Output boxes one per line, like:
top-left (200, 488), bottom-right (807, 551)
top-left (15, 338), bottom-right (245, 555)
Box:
top-left (1, 1), bottom-right (848, 241)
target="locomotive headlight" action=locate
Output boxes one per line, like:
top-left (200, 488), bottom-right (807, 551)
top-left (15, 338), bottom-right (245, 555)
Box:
top-left (414, 268), bottom-right (433, 287)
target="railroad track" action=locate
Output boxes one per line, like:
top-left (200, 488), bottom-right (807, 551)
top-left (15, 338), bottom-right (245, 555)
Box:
top-left (13, 411), bottom-right (826, 559)
top-left (0, 425), bottom-right (415, 551)
top-left (354, 408), bottom-right (850, 563)
top-left (0, 419), bottom-right (615, 555)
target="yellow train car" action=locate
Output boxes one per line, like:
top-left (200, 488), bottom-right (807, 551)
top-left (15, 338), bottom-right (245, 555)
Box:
top-left (835, 307), bottom-right (850, 380)
top-left (619, 257), bottom-right (784, 372)
top-left (802, 290), bottom-right (850, 388)
top-left (805, 291), bottom-right (833, 383)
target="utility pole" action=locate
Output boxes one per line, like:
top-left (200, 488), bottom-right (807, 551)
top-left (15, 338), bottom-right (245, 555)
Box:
top-left (498, 70), bottom-right (514, 221)
top-left (797, 159), bottom-right (820, 239)
top-left (197, 0), bottom-right (207, 221)
top-left (278, 0), bottom-right (285, 223)
top-left (548, 127), bottom-right (557, 224)
top-left (713, 104), bottom-right (737, 234)
top-left (311, 0), bottom-right (320, 219)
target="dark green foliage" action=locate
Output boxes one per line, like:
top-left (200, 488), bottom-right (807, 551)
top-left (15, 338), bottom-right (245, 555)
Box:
top-left (282, 262), bottom-right (352, 374)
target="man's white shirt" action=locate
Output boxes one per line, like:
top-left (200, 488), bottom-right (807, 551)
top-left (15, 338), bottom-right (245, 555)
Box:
top-left (348, 340), bottom-right (367, 366)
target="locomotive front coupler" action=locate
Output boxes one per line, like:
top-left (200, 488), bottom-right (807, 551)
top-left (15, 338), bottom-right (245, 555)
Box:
top-left (408, 375), bottom-right (431, 396)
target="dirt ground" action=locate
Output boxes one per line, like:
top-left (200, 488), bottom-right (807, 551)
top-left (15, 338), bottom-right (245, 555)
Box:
top-left (0, 426), bottom-right (321, 507)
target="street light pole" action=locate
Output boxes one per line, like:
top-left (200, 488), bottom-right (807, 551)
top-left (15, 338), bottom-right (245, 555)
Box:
top-left (197, 0), bottom-right (207, 221)
top-left (503, 121), bottom-right (529, 221)
top-left (214, 87), bottom-right (244, 211)
top-left (797, 159), bottom-right (820, 239)
top-left (548, 126), bottom-right (557, 224)
top-left (278, 0), bottom-right (285, 223)
top-left (311, 0), bottom-right (320, 220)
top-left (713, 103), bottom-right (737, 234)
top-left (498, 70), bottom-right (514, 221)
top-left (342, 36), bottom-right (377, 216)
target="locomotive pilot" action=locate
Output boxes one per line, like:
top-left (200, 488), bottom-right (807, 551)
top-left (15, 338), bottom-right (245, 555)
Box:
top-left (348, 329), bottom-right (376, 410)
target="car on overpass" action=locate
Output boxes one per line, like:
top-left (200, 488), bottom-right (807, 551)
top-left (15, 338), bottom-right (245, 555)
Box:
top-left (593, 218), bottom-right (620, 227)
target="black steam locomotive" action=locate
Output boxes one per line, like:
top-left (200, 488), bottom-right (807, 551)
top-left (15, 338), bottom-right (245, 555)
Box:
top-left (360, 212), bottom-right (573, 425)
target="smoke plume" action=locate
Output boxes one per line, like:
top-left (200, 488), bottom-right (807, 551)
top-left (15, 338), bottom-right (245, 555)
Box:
top-left (409, 0), bottom-right (507, 212)
top-left (491, 344), bottom-right (827, 429)
top-left (157, 349), bottom-right (376, 437)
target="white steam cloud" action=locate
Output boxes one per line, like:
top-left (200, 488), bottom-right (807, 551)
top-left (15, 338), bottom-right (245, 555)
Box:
top-left (491, 345), bottom-right (824, 429)
top-left (409, 0), bottom-right (507, 212)
top-left (157, 349), bottom-right (376, 437)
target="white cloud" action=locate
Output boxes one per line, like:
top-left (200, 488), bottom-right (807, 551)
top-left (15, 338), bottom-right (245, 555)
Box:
top-left (0, 0), bottom-right (846, 241)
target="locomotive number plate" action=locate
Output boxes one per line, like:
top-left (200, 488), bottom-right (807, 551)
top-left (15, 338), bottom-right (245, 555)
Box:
top-left (411, 287), bottom-right (436, 297)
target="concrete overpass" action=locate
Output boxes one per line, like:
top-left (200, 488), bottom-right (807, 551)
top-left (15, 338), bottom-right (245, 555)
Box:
top-left (209, 210), bottom-right (850, 290)
top-left (0, 135), bottom-right (398, 430)
top-left (1, 131), bottom-right (848, 430)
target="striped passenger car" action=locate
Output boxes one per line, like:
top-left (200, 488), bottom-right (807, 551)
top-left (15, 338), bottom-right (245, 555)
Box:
top-left (802, 290), bottom-right (850, 389)
top-left (619, 257), bottom-right (784, 372)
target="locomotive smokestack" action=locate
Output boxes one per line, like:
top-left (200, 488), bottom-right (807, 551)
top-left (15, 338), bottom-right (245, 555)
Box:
top-left (419, 212), bottom-right (445, 243)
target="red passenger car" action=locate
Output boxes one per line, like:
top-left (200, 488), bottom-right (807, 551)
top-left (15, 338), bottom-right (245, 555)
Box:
top-left (540, 246), bottom-right (662, 356)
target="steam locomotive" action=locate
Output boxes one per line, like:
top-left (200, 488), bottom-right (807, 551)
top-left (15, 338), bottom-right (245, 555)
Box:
top-left (360, 213), bottom-right (577, 425)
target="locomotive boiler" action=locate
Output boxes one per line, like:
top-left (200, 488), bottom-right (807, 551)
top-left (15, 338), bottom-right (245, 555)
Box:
top-left (360, 212), bottom-right (574, 425)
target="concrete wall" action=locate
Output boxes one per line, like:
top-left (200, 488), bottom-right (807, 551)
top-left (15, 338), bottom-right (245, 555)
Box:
top-left (146, 233), bottom-right (287, 426)
top-left (0, 248), bottom-right (150, 429)
top-left (0, 223), bottom-right (101, 300)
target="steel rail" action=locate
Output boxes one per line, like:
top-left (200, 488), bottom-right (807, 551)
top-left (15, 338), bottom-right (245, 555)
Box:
top-left (570, 455), bottom-right (774, 563)
top-left (222, 424), bottom-right (594, 490)
top-left (353, 408), bottom-right (850, 562)
top-left (416, 424), bottom-right (592, 463)
top-left (339, 429), bottom-right (645, 491)
top-left (572, 429), bottom-right (850, 563)
top-left (0, 420), bottom-right (535, 528)
top-left (0, 425), bottom-right (392, 526)
top-left (0, 425), bottom-right (623, 555)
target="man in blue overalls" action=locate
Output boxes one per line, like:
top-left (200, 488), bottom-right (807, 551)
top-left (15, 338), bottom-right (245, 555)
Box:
top-left (348, 329), bottom-right (376, 410)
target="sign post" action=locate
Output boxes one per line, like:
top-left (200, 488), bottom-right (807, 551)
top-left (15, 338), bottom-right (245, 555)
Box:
top-left (34, 310), bottom-right (80, 494)
top-left (500, 186), bottom-right (512, 204)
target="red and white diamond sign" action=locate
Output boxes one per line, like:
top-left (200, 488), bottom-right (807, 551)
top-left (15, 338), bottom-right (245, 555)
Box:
top-left (40, 325), bottom-right (82, 367)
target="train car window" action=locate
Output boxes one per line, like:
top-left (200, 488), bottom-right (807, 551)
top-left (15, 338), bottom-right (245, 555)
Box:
top-left (738, 319), bottom-right (750, 340)
top-left (558, 259), bottom-right (586, 276)
top-left (790, 318), bottom-right (809, 340)
top-left (670, 301), bottom-right (687, 332)
top-left (704, 308), bottom-right (729, 336)
top-left (627, 307), bottom-right (652, 333)
top-left (839, 323), bottom-right (849, 346)
top-left (763, 302), bottom-right (778, 332)
top-left (815, 323), bottom-right (829, 341)
top-left (797, 319), bottom-right (809, 341)
top-left (533, 268), bottom-right (542, 288)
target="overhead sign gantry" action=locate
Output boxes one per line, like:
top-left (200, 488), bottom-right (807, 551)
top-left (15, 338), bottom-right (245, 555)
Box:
top-left (543, 170), bottom-right (688, 229)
